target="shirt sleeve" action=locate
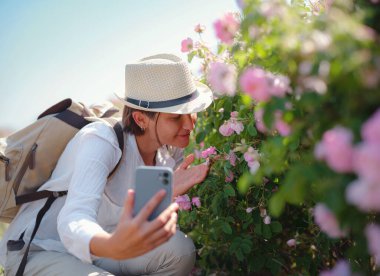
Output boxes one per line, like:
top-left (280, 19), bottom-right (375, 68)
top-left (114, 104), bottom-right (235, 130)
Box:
top-left (57, 122), bottom-right (122, 263)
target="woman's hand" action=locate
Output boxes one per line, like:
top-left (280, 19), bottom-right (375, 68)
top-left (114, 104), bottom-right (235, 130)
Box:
top-left (173, 154), bottom-right (210, 197)
top-left (90, 189), bottom-right (179, 260)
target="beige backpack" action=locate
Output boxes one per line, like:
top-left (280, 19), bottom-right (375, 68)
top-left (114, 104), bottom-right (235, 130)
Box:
top-left (0, 98), bottom-right (124, 223)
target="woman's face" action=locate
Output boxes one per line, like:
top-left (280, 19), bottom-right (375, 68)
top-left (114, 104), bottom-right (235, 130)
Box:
top-left (148, 113), bottom-right (197, 148)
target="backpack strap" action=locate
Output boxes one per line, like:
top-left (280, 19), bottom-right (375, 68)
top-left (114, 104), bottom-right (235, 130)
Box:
top-left (15, 192), bottom-right (66, 276)
top-left (14, 122), bottom-right (124, 276)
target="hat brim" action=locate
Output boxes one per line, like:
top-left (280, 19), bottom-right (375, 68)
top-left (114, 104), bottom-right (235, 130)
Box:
top-left (115, 82), bottom-right (213, 114)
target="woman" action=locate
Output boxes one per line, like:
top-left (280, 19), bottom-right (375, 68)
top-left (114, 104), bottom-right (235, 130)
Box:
top-left (0, 53), bottom-right (213, 275)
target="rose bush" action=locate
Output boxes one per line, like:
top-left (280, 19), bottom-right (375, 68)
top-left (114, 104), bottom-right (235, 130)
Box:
top-left (179, 0), bottom-right (380, 275)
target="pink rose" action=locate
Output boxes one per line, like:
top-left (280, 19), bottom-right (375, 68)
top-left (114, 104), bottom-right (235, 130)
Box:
top-left (191, 197), bottom-right (201, 208)
top-left (286, 239), bottom-right (296, 247)
top-left (194, 24), bottom-right (205, 33)
top-left (346, 178), bottom-right (380, 212)
top-left (263, 215), bottom-right (271, 225)
top-left (267, 73), bottom-right (291, 98)
top-left (207, 62), bottom-right (237, 96)
top-left (244, 147), bottom-right (260, 174)
top-left (320, 260), bottom-right (351, 276)
top-left (254, 108), bottom-right (268, 133)
top-left (175, 194), bottom-right (192, 211)
top-left (365, 224), bottom-right (380, 267)
top-left (213, 13), bottom-right (240, 45)
top-left (314, 203), bottom-right (346, 238)
top-left (315, 126), bottom-right (354, 173)
top-left (226, 150), bottom-right (237, 166)
top-left (274, 111), bottom-right (292, 136)
top-left (219, 122), bottom-right (234, 137)
top-left (201, 146), bottom-right (217, 158)
top-left (181, 37), bottom-right (193, 53)
top-left (229, 120), bottom-right (244, 134)
top-left (353, 142), bottom-right (380, 183)
top-left (240, 68), bottom-right (271, 102)
top-left (361, 109), bottom-right (380, 144)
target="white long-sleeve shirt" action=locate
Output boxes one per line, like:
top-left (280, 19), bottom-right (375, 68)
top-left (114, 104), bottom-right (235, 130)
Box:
top-left (0, 121), bottom-right (183, 265)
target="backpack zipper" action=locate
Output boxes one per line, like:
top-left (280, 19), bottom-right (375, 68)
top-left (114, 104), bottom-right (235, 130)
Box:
top-left (13, 143), bottom-right (38, 195)
top-left (0, 154), bottom-right (10, 181)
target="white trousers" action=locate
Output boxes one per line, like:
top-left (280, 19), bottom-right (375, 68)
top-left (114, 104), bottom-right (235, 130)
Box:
top-left (4, 231), bottom-right (195, 276)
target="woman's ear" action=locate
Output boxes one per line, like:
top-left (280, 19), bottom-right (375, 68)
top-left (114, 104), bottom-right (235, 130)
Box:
top-left (131, 111), bottom-right (149, 130)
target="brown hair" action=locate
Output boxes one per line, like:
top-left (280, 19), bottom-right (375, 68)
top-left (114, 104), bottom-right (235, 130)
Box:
top-left (122, 106), bottom-right (157, 136)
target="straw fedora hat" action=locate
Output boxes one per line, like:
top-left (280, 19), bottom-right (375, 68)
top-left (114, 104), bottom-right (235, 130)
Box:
top-left (115, 53), bottom-right (213, 114)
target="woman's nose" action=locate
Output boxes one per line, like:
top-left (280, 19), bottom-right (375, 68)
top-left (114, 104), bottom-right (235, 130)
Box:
top-left (183, 114), bottom-right (196, 130)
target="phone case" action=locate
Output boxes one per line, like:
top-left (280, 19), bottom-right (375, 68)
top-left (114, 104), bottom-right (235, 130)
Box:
top-left (133, 166), bottom-right (173, 221)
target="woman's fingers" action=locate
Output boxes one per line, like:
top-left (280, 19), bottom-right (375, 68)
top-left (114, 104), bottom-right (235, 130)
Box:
top-left (134, 189), bottom-right (166, 223)
top-left (147, 212), bottom-right (178, 247)
top-left (146, 202), bottom-right (179, 234)
top-left (121, 189), bottom-right (135, 221)
top-left (179, 154), bottom-right (195, 170)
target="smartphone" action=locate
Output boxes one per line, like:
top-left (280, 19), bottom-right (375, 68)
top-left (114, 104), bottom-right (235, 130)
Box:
top-left (133, 166), bottom-right (173, 221)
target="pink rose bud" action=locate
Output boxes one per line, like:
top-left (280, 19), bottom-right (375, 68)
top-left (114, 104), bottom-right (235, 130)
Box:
top-left (191, 197), bottom-right (201, 208)
top-left (286, 239), bottom-right (296, 247)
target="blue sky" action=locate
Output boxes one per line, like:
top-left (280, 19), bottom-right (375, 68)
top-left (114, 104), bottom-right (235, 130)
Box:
top-left (0, 0), bottom-right (238, 130)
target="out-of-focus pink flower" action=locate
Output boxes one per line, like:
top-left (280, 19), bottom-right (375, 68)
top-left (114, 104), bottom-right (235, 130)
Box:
top-left (225, 171), bottom-right (234, 183)
top-left (314, 126), bottom-right (354, 173)
top-left (240, 68), bottom-right (271, 102)
top-left (320, 260), bottom-right (351, 276)
top-left (267, 73), bottom-right (291, 98)
top-left (191, 197), bottom-right (201, 208)
top-left (194, 24), bottom-right (206, 33)
top-left (246, 207), bottom-right (253, 213)
top-left (365, 224), bottom-right (380, 267)
top-left (207, 62), bottom-right (237, 96)
top-left (181, 37), bottom-right (193, 53)
top-left (213, 12), bottom-right (240, 45)
top-left (244, 147), bottom-right (260, 174)
top-left (254, 108), bottom-right (268, 133)
top-left (175, 194), bottom-right (192, 211)
top-left (346, 178), bottom-right (380, 212)
top-left (274, 111), bottom-right (292, 136)
top-left (314, 203), bottom-right (346, 238)
top-left (287, 239), bottom-right (296, 247)
top-left (353, 143), bottom-right (380, 183)
top-left (230, 111), bottom-right (238, 118)
top-left (226, 150), bottom-right (237, 166)
top-left (263, 215), bottom-right (271, 225)
top-left (201, 146), bottom-right (217, 158)
top-left (361, 109), bottom-right (380, 144)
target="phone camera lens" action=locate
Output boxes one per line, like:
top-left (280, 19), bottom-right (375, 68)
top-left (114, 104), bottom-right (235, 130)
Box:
top-left (163, 172), bottom-right (169, 178)
top-left (163, 179), bottom-right (169, 185)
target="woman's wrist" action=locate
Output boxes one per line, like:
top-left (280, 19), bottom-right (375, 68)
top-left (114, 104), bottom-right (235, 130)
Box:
top-left (89, 231), bottom-right (114, 259)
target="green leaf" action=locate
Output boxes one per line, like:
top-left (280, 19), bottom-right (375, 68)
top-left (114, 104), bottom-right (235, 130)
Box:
top-left (254, 223), bottom-right (262, 235)
top-left (196, 131), bottom-right (206, 144)
top-left (224, 184), bottom-right (236, 197)
top-left (262, 224), bottom-right (272, 239)
top-left (270, 221), bottom-right (283, 233)
top-left (247, 122), bottom-right (258, 137)
top-left (269, 193), bottom-right (285, 217)
top-left (187, 51), bottom-right (197, 63)
top-left (221, 221), bottom-right (232, 234)
top-left (237, 172), bottom-right (252, 195)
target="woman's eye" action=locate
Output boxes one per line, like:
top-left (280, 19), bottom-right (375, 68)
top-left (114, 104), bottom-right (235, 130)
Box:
top-left (172, 115), bottom-right (181, 120)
